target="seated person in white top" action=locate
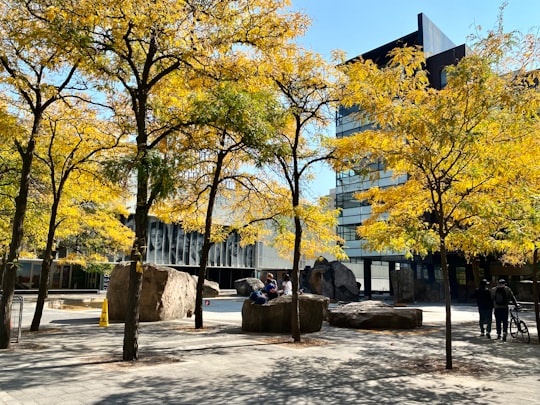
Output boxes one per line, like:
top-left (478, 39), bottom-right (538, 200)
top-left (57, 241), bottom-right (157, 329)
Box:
top-left (281, 273), bottom-right (292, 296)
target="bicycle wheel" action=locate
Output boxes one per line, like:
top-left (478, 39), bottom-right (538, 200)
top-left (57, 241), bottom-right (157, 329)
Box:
top-left (509, 317), bottom-right (519, 338)
top-left (515, 320), bottom-right (530, 344)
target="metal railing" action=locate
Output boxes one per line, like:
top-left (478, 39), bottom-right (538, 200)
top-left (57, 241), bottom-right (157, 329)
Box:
top-left (11, 295), bottom-right (23, 343)
top-left (0, 295), bottom-right (23, 343)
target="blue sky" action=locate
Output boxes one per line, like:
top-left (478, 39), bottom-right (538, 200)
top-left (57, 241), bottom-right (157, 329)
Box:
top-left (290, 0), bottom-right (540, 197)
top-left (291, 0), bottom-right (540, 61)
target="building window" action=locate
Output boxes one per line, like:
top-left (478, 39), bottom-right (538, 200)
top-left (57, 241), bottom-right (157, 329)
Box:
top-left (456, 267), bottom-right (467, 285)
top-left (336, 191), bottom-right (371, 209)
top-left (440, 68), bottom-right (448, 88)
top-left (338, 224), bottom-right (362, 241)
top-left (419, 265), bottom-right (430, 280)
top-left (434, 266), bottom-right (443, 281)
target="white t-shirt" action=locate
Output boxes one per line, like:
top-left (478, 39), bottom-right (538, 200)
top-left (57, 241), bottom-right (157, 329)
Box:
top-left (282, 280), bottom-right (292, 295)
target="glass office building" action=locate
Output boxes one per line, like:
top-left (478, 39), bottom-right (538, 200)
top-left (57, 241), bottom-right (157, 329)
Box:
top-left (335, 13), bottom-right (469, 300)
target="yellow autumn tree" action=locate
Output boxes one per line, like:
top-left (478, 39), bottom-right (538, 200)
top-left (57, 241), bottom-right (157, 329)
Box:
top-left (36, 0), bottom-right (308, 360)
top-left (30, 100), bottom-right (132, 331)
top-left (485, 139), bottom-right (540, 341)
top-left (0, 0), bottom-right (85, 348)
top-left (335, 25), bottom-right (540, 368)
top-left (458, 70), bottom-right (540, 340)
top-left (155, 73), bottom-right (288, 329)
top-left (262, 45), bottom-right (347, 342)
top-left (455, 24), bottom-right (540, 340)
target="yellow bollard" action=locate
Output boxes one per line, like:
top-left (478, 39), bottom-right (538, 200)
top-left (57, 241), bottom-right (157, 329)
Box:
top-left (99, 298), bottom-right (109, 327)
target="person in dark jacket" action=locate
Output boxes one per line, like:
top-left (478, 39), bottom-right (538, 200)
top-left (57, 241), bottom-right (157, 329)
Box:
top-left (491, 279), bottom-right (518, 341)
top-left (473, 279), bottom-right (493, 338)
top-left (264, 273), bottom-right (278, 300)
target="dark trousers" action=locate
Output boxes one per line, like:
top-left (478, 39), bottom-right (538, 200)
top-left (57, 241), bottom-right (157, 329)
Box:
top-left (494, 307), bottom-right (509, 336)
top-left (478, 308), bottom-right (492, 334)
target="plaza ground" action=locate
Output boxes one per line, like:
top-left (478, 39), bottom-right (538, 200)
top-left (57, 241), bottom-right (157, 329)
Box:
top-left (1, 292), bottom-right (539, 404)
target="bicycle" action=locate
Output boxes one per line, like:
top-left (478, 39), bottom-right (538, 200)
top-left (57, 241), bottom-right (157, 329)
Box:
top-left (509, 305), bottom-right (530, 343)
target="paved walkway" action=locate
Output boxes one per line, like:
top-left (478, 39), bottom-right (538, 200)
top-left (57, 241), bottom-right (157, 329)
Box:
top-left (1, 293), bottom-right (539, 404)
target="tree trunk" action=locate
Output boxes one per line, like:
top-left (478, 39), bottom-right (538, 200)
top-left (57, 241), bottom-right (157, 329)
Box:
top-left (123, 251), bottom-right (143, 361)
top-left (195, 227), bottom-right (214, 329)
top-left (30, 257), bottom-right (53, 332)
top-left (0, 137), bottom-right (36, 349)
top-left (440, 241), bottom-right (452, 370)
top-left (195, 226), bottom-right (213, 329)
top-left (0, 251), bottom-right (6, 286)
top-left (31, 192), bottom-right (62, 332)
top-left (471, 260), bottom-right (481, 288)
top-left (291, 215), bottom-right (302, 342)
top-left (0, 261), bottom-right (17, 349)
top-left (195, 151), bottom-right (223, 329)
top-left (123, 162), bottom-right (149, 361)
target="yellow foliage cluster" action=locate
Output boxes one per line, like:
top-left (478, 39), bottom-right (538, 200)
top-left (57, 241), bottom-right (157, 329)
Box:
top-left (0, 0), bottom-right (346, 276)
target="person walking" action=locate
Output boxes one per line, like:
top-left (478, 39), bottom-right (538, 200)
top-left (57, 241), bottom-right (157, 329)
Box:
top-left (491, 279), bottom-right (518, 341)
top-left (473, 279), bottom-right (493, 338)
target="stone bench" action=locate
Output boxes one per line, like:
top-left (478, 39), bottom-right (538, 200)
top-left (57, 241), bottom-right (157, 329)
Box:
top-left (241, 293), bottom-right (329, 333)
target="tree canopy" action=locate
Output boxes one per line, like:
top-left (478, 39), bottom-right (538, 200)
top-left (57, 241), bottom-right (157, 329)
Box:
top-left (334, 24), bottom-right (540, 368)
top-left (35, 0), bottom-right (310, 360)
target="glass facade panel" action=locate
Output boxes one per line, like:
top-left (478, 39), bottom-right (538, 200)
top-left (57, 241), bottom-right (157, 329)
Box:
top-left (440, 69), bottom-right (448, 88)
top-left (338, 224), bottom-right (361, 241)
top-left (17, 262), bottom-right (32, 288)
top-left (456, 267), bottom-right (466, 285)
top-left (123, 216), bottom-right (255, 268)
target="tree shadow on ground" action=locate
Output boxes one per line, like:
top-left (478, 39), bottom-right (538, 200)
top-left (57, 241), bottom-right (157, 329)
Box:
top-left (3, 312), bottom-right (540, 404)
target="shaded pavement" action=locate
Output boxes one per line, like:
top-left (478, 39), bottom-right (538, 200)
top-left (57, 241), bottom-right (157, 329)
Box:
top-left (1, 293), bottom-right (539, 404)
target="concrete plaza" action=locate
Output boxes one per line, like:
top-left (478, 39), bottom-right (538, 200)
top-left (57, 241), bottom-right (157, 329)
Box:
top-left (1, 293), bottom-right (539, 404)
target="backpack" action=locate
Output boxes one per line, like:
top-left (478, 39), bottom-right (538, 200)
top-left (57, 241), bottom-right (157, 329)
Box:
top-left (495, 287), bottom-right (508, 306)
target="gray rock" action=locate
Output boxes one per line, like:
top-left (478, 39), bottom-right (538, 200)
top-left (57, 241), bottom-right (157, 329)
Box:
top-left (241, 293), bottom-right (329, 333)
top-left (107, 263), bottom-right (196, 322)
top-left (304, 258), bottom-right (359, 301)
top-left (192, 276), bottom-right (220, 297)
top-left (328, 300), bottom-right (422, 329)
top-left (234, 277), bottom-right (264, 296)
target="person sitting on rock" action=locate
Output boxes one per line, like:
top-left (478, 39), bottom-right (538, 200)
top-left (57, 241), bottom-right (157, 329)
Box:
top-left (280, 273), bottom-right (292, 296)
top-left (249, 289), bottom-right (268, 305)
top-left (264, 273), bottom-right (278, 300)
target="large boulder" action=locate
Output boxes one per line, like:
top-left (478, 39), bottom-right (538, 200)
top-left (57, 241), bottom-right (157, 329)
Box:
top-left (107, 263), bottom-right (196, 322)
top-left (241, 293), bottom-right (329, 333)
top-left (234, 277), bottom-right (264, 297)
top-left (302, 258), bottom-right (359, 302)
top-left (327, 300), bottom-right (422, 329)
top-left (192, 276), bottom-right (220, 298)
